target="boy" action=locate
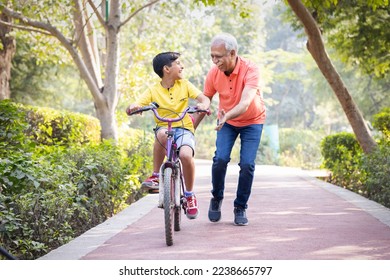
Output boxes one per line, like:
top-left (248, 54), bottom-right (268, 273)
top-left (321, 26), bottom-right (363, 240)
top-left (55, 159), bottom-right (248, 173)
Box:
top-left (126, 52), bottom-right (210, 219)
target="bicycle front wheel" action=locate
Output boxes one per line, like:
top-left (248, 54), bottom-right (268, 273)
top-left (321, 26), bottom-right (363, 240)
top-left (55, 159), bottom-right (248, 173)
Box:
top-left (163, 167), bottom-right (174, 246)
top-left (174, 166), bottom-right (183, 232)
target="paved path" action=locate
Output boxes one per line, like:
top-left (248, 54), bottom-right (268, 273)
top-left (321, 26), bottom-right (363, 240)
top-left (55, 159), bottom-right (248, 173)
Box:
top-left (40, 160), bottom-right (390, 260)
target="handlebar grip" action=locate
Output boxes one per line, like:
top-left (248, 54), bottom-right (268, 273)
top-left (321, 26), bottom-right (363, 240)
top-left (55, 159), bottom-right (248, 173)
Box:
top-left (187, 107), bottom-right (211, 115)
top-left (126, 106), bottom-right (151, 116)
top-left (126, 102), bottom-right (160, 116)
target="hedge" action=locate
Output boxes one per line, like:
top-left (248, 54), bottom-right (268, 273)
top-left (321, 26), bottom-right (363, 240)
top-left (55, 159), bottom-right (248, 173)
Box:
top-left (320, 107), bottom-right (390, 208)
top-left (0, 99), bottom-right (100, 150)
top-left (0, 100), bottom-right (153, 259)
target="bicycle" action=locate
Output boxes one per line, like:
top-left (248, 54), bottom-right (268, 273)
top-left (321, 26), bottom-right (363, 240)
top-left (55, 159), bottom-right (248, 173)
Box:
top-left (127, 102), bottom-right (210, 246)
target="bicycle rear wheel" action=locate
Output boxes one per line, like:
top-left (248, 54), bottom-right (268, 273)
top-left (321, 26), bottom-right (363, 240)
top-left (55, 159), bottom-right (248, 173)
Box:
top-left (163, 167), bottom-right (174, 246)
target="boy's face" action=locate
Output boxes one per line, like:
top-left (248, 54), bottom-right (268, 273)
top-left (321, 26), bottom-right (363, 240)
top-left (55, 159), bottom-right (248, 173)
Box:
top-left (165, 59), bottom-right (184, 80)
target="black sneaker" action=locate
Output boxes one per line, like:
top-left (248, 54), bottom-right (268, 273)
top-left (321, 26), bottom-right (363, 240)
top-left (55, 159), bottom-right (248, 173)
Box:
top-left (208, 198), bottom-right (223, 222)
top-left (234, 207), bottom-right (248, 226)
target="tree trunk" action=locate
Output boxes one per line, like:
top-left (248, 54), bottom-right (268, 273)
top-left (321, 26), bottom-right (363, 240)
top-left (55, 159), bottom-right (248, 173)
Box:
top-left (96, 0), bottom-right (121, 141)
top-left (287, 0), bottom-right (377, 154)
top-left (1, 0), bottom-right (158, 141)
top-left (95, 102), bottom-right (117, 140)
top-left (0, 7), bottom-right (15, 100)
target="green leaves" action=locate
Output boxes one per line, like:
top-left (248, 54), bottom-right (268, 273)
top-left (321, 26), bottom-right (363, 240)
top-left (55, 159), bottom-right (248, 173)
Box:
top-left (320, 111), bottom-right (390, 208)
top-left (0, 100), bottom-right (101, 148)
top-left (297, 0), bottom-right (390, 79)
top-left (0, 101), bottom-right (151, 259)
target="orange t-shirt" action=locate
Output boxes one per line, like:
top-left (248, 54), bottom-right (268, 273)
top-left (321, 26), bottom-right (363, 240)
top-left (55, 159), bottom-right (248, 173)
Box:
top-left (204, 56), bottom-right (266, 127)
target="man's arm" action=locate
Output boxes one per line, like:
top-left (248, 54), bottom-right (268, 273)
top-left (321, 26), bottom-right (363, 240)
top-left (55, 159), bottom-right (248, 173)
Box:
top-left (215, 86), bottom-right (257, 131)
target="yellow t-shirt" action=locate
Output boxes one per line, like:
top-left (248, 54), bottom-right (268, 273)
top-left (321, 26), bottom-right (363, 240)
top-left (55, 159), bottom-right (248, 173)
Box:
top-left (136, 79), bottom-right (201, 133)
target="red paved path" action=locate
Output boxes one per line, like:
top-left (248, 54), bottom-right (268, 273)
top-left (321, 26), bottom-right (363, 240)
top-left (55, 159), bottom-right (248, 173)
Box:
top-left (40, 160), bottom-right (390, 260)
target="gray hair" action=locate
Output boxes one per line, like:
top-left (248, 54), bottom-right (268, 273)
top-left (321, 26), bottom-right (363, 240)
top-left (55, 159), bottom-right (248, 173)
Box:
top-left (211, 33), bottom-right (238, 53)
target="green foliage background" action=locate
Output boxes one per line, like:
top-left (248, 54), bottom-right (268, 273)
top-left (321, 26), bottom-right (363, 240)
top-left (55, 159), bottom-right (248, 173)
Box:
top-left (2, 0), bottom-right (390, 259)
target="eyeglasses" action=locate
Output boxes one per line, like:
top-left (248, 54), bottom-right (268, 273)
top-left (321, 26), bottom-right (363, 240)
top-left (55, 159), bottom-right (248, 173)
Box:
top-left (210, 51), bottom-right (230, 61)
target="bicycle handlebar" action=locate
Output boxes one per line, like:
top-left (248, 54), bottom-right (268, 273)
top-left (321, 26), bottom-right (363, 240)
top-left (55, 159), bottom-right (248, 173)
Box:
top-left (127, 102), bottom-right (210, 123)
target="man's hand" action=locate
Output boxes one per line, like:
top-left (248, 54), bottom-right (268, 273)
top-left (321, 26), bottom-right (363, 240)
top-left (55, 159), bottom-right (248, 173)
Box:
top-left (215, 109), bottom-right (226, 131)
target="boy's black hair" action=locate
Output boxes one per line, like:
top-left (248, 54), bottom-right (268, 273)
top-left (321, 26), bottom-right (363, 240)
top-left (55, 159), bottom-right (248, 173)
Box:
top-left (153, 52), bottom-right (181, 78)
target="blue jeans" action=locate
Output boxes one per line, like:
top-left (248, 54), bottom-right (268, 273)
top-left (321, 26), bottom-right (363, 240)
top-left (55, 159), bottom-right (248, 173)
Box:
top-left (211, 123), bottom-right (263, 209)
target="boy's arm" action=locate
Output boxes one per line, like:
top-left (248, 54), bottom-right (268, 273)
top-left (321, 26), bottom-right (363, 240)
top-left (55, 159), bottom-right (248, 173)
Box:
top-left (125, 103), bottom-right (142, 115)
top-left (125, 88), bottom-right (152, 115)
top-left (192, 94), bottom-right (212, 130)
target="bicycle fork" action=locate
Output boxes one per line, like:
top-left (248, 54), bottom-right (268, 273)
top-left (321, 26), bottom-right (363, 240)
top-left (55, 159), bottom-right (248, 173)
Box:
top-left (158, 161), bottom-right (182, 210)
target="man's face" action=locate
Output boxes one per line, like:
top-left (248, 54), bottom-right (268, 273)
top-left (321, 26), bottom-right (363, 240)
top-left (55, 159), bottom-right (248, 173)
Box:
top-left (210, 43), bottom-right (235, 73)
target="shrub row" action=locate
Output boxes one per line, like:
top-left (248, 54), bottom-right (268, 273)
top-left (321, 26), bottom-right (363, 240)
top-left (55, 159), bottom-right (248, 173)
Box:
top-left (320, 108), bottom-right (390, 208)
top-left (0, 99), bottom-right (100, 149)
top-left (0, 101), bottom-right (153, 259)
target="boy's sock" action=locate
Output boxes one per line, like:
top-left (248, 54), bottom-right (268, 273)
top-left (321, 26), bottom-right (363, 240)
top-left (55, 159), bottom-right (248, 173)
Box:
top-left (184, 191), bottom-right (194, 197)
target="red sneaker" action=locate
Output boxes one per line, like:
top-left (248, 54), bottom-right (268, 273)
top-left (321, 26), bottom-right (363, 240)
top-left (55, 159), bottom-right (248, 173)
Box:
top-left (141, 174), bottom-right (159, 191)
top-left (185, 194), bottom-right (199, 219)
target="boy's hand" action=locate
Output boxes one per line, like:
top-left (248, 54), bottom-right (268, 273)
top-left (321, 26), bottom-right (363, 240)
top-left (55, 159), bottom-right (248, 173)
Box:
top-left (126, 104), bottom-right (142, 115)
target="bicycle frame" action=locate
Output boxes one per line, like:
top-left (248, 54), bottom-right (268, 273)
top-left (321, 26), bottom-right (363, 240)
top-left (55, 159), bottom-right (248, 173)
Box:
top-left (128, 102), bottom-right (209, 245)
top-left (150, 106), bottom-right (188, 210)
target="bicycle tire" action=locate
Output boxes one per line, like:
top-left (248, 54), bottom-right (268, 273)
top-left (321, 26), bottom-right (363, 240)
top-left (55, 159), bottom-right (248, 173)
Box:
top-left (163, 167), bottom-right (174, 246)
top-left (174, 205), bottom-right (181, 232)
top-left (174, 164), bottom-right (182, 232)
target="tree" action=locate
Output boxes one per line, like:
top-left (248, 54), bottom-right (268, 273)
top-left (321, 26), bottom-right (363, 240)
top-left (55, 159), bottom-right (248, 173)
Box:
top-left (0, 0), bottom-right (160, 140)
top-left (0, 0), bottom-right (15, 100)
top-left (286, 0), bottom-right (377, 154)
top-left (283, 0), bottom-right (390, 118)
top-left (303, 1), bottom-right (390, 79)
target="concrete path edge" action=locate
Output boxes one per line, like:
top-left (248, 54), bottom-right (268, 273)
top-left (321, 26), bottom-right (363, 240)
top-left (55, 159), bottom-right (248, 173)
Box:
top-left (39, 193), bottom-right (158, 260)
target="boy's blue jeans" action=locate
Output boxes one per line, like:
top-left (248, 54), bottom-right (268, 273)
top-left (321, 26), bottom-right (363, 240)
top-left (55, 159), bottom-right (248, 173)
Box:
top-left (211, 122), bottom-right (263, 209)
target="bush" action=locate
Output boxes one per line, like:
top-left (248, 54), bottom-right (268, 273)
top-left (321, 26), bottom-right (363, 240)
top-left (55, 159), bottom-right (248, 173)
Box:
top-left (321, 132), bottom-right (362, 170)
top-left (0, 101), bottom-right (152, 259)
top-left (360, 144), bottom-right (390, 208)
top-left (0, 140), bottom-right (146, 259)
top-left (118, 127), bottom-right (154, 182)
top-left (372, 107), bottom-right (390, 139)
top-left (279, 128), bottom-right (324, 169)
top-left (0, 100), bottom-right (100, 150)
top-left (0, 100), bottom-right (30, 150)
top-left (320, 117), bottom-right (390, 208)
top-left (320, 132), bottom-right (363, 191)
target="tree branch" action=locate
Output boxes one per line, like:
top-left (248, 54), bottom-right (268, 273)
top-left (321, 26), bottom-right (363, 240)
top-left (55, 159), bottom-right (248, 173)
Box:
top-left (0, 19), bottom-right (51, 36)
top-left (120, 0), bottom-right (160, 28)
top-left (73, 0), bottom-right (103, 88)
top-left (1, 6), bottom-right (64, 38)
top-left (1, 5), bottom-right (105, 106)
top-left (87, 0), bottom-right (106, 28)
